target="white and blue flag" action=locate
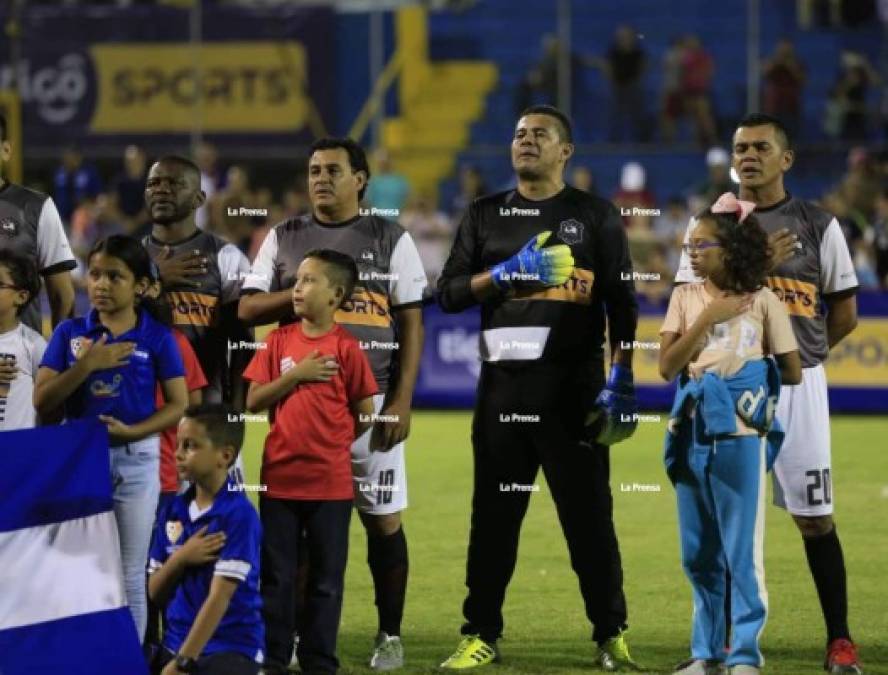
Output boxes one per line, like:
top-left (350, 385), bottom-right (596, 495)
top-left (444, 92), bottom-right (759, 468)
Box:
top-left (0, 419), bottom-right (147, 675)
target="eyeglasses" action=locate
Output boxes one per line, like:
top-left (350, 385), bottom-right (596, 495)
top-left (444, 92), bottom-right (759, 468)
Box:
top-left (0, 283), bottom-right (20, 291)
top-left (681, 242), bottom-right (722, 253)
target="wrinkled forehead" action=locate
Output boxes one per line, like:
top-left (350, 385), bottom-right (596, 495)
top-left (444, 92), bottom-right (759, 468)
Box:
top-left (515, 114), bottom-right (560, 137)
top-left (149, 160), bottom-right (197, 186)
top-left (733, 124), bottom-right (780, 147)
top-left (309, 148), bottom-right (351, 171)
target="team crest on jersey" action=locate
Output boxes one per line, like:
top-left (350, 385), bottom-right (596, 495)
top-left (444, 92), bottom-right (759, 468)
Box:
top-left (557, 219), bottom-right (583, 245)
top-left (166, 520), bottom-right (183, 544)
top-left (0, 219), bottom-right (17, 237)
top-left (359, 248), bottom-right (376, 263)
top-left (90, 374), bottom-right (123, 398)
top-left (70, 336), bottom-right (93, 359)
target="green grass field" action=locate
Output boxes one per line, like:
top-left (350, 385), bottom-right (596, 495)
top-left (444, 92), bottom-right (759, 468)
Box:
top-left (241, 414), bottom-right (888, 675)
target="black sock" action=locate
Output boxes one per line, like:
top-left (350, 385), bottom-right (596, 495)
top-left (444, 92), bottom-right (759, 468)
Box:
top-left (803, 525), bottom-right (850, 643)
top-left (368, 526), bottom-right (409, 637)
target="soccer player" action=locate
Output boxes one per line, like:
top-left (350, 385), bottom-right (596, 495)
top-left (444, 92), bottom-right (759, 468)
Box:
top-left (147, 403), bottom-right (264, 675)
top-left (142, 156), bottom-right (252, 409)
top-left (436, 105), bottom-right (641, 671)
top-left (243, 250), bottom-right (378, 675)
top-left (674, 114), bottom-right (862, 674)
top-left (239, 138), bottom-right (427, 670)
top-left (0, 112), bottom-right (76, 333)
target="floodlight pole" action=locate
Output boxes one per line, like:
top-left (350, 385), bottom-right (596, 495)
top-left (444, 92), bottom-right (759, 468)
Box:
top-left (557, 0), bottom-right (572, 118)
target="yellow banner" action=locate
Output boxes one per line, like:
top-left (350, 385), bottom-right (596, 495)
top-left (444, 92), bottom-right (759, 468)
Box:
top-left (626, 316), bottom-right (888, 387)
top-left (89, 42), bottom-right (308, 133)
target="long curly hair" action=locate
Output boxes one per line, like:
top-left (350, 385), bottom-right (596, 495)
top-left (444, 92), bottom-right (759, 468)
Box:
top-left (696, 208), bottom-right (770, 293)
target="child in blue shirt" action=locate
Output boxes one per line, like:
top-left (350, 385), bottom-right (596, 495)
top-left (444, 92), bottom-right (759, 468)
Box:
top-left (35, 234), bottom-right (188, 641)
top-left (147, 403), bottom-right (263, 675)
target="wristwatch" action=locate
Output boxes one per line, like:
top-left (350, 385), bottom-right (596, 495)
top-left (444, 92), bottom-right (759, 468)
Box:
top-left (175, 655), bottom-right (198, 673)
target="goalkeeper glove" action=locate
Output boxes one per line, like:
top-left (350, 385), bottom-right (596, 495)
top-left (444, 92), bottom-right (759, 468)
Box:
top-left (586, 364), bottom-right (638, 446)
top-left (490, 231), bottom-right (575, 291)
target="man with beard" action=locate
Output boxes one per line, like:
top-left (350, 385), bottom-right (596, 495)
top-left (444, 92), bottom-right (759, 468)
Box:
top-left (142, 156), bottom-right (252, 411)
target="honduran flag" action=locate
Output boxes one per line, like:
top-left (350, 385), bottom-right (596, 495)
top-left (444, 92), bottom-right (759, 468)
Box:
top-left (0, 420), bottom-right (148, 675)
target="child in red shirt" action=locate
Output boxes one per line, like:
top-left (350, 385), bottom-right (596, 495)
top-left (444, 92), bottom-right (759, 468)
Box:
top-left (243, 249), bottom-right (377, 675)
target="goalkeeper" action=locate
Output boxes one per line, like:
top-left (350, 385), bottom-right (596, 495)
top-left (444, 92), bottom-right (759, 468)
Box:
top-left (436, 105), bottom-right (641, 671)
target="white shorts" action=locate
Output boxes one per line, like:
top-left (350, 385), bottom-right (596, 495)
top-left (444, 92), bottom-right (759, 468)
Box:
top-left (772, 363), bottom-right (834, 516)
top-left (351, 394), bottom-right (408, 515)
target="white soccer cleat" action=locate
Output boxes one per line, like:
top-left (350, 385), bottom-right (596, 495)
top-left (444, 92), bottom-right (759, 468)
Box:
top-left (369, 631), bottom-right (404, 670)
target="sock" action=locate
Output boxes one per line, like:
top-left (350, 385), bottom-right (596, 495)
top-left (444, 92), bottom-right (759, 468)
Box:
top-left (367, 526), bottom-right (409, 637)
top-left (803, 525), bottom-right (851, 643)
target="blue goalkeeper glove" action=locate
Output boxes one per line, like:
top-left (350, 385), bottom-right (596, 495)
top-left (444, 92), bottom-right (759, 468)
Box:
top-left (490, 231), bottom-right (575, 291)
top-left (586, 364), bottom-right (638, 446)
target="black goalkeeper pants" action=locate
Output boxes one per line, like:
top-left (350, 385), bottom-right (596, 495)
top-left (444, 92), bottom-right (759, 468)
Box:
top-left (460, 363), bottom-right (628, 645)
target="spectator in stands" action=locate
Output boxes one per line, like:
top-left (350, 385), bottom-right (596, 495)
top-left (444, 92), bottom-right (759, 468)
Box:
top-left (762, 39), bottom-right (806, 138)
top-left (659, 35), bottom-right (687, 143)
top-left (513, 34), bottom-right (593, 120)
top-left (827, 51), bottom-right (880, 141)
top-left (652, 195), bottom-right (689, 272)
top-left (569, 165), bottom-right (596, 195)
top-left (837, 147), bottom-right (880, 223)
top-left (212, 165), bottom-right (255, 253)
top-left (613, 161), bottom-right (656, 230)
top-left (365, 149), bottom-right (410, 213)
top-left (679, 35), bottom-right (717, 146)
top-left (592, 25), bottom-right (648, 142)
top-left (53, 145), bottom-right (102, 224)
top-left (195, 141), bottom-right (224, 231)
top-left (69, 194), bottom-right (124, 265)
top-left (869, 187), bottom-right (888, 287)
top-left (686, 147), bottom-right (734, 214)
top-left (282, 185), bottom-right (310, 219)
top-left (399, 192), bottom-right (455, 287)
top-left (108, 145), bottom-right (149, 236)
top-left (449, 164), bottom-right (487, 220)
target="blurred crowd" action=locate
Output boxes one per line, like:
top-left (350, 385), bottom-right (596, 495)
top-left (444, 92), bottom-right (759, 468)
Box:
top-left (517, 21), bottom-right (885, 146)
top-left (50, 139), bottom-right (888, 307)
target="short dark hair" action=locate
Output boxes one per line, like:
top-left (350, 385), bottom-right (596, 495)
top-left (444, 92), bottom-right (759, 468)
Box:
top-left (0, 112), bottom-right (6, 142)
top-left (0, 250), bottom-right (40, 315)
top-left (183, 403), bottom-right (244, 466)
top-left (309, 137), bottom-right (371, 200)
top-left (519, 104), bottom-right (574, 143)
top-left (737, 113), bottom-right (792, 150)
top-left (154, 155), bottom-right (201, 183)
top-left (304, 248), bottom-right (358, 308)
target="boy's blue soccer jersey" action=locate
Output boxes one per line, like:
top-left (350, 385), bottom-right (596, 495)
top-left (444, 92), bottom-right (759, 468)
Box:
top-left (39, 307), bottom-right (184, 425)
top-left (148, 478), bottom-right (264, 662)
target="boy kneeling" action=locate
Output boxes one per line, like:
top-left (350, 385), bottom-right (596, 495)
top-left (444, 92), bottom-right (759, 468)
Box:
top-left (148, 404), bottom-right (264, 675)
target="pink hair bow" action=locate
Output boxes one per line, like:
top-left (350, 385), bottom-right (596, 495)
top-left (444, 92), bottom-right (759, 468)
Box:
top-left (711, 192), bottom-right (755, 223)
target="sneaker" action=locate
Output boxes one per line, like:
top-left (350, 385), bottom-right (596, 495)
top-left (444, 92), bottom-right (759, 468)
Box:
top-left (370, 631), bottom-right (404, 671)
top-left (728, 667), bottom-right (760, 675)
top-left (825, 639), bottom-right (863, 674)
top-left (596, 630), bottom-right (643, 671)
top-left (673, 658), bottom-right (727, 674)
top-left (288, 633), bottom-right (299, 672)
top-left (439, 635), bottom-right (499, 670)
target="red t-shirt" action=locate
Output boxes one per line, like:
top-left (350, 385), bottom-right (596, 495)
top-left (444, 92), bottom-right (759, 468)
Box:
top-left (156, 329), bottom-right (208, 493)
top-left (243, 322), bottom-right (378, 500)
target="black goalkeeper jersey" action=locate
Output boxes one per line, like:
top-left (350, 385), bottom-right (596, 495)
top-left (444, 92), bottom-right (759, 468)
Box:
top-left (438, 185), bottom-right (638, 369)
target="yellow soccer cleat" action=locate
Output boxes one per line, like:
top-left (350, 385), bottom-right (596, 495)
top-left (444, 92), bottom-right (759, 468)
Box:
top-left (596, 630), bottom-right (644, 672)
top-left (439, 635), bottom-right (500, 670)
